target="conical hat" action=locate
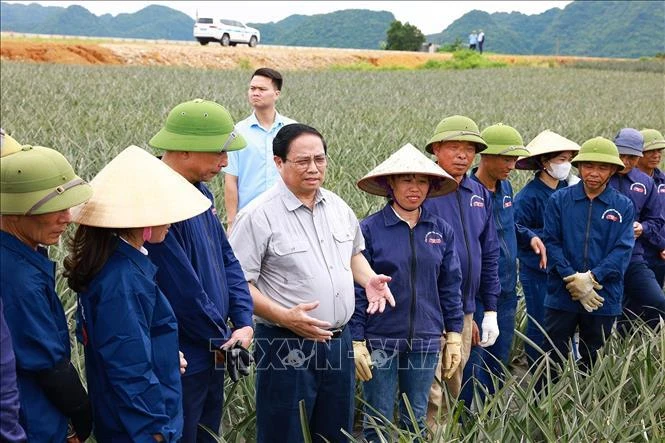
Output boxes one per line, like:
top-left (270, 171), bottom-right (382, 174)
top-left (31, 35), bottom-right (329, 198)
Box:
top-left (357, 143), bottom-right (457, 198)
top-left (72, 145), bottom-right (211, 227)
top-left (0, 129), bottom-right (22, 158)
top-left (515, 130), bottom-right (581, 170)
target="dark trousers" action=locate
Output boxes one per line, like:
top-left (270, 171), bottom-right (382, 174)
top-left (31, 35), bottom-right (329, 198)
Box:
top-left (254, 324), bottom-right (354, 443)
top-left (622, 261), bottom-right (665, 330)
top-left (181, 365), bottom-right (224, 443)
top-left (542, 308), bottom-right (616, 373)
top-left (645, 255), bottom-right (665, 288)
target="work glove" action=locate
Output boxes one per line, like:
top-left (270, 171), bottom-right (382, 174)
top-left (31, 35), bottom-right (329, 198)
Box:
top-left (223, 342), bottom-right (253, 383)
top-left (353, 340), bottom-right (373, 381)
top-left (563, 271), bottom-right (602, 300)
top-left (442, 332), bottom-right (462, 379)
top-left (479, 311), bottom-right (499, 348)
top-left (577, 289), bottom-right (604, 313)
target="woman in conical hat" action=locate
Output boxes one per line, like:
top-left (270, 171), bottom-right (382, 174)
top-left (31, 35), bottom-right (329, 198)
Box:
top-left (349, 143), bottom-right (464, 440)
top-left (63, 145), bottom-right (211, 443)
top-left (513, 130), bottom-right (580, 367)
top-left (1, 139), bottom-right (93, 442)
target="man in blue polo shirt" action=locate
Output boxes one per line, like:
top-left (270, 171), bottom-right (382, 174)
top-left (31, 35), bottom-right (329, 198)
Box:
top-left (609, 128), bottom-right (665, 330)
top-left (423, 115), bottom-right (501, 424)
top-left (542, 137), bottom-right (634, 375)
top-left (224, 67), bottom-right (296, 231)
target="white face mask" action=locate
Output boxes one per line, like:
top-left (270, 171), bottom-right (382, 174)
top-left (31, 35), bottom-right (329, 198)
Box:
top-left (545, 161), bottom-right (572, 180)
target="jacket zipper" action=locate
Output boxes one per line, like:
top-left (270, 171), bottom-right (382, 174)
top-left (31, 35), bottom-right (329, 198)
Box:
top-left (583, 199), bottom-right (593, 270)
top-left (456, 191), bottom-right (472, 304)
top-left (408, 226), bottom-right (417, 342)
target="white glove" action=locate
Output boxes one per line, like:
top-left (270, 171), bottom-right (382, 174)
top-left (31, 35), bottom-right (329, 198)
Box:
top-left (578, 289), bottom-right (604, 313)
top-left (479, 311), bottom-right (499, 348)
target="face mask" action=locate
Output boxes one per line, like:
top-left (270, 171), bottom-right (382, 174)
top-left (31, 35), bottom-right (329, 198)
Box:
top-left (546, 161), bottom-right (572, 180)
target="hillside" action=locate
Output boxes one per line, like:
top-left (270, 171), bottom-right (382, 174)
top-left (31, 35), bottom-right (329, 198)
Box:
top-left (1, 1), bottom-right (662, 57)
top-left (427, 0), bottom-right (665, 58)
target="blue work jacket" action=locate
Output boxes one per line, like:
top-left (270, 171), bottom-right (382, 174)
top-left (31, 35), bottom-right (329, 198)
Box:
top-left (543, 183), bottom-right (635, 316)
top-left (1, 298), bottom-right (27, 443)
top-left (146, 182), bottom-right (253, 374)
top-left (471, 170), bottom-right (536, 296)
top-left (609, 168), bottom-right (665, 263)
top-left (423, 175), bottom-right (500, 314)
top-left (0, 231), bottom-right (69, 442)
top-left (514, 173), bottom-right (567, 274)
top-left (641, 168), bottom-right (665, 263)
top-left (349, 204), bottom-right (464, 353)
top-left (77, 240), bottom-right (182, 442)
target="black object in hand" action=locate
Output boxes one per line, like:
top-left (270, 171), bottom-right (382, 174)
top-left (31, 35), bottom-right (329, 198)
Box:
top-left (224, 342), bottom-right (253, 383)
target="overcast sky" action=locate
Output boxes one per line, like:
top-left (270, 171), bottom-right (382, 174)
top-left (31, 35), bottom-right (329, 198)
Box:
top-left (3, 1), bottom-right (572, 34)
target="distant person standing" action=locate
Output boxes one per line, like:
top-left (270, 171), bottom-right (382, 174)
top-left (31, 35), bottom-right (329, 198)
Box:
top-left (468, 31), bottom-right (478, 50)
top-left (477, 30), bottom-right (485, 53)
top-left (224, 67), bottom-right (296, 232)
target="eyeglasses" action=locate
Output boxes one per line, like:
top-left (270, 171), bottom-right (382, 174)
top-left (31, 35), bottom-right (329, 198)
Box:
top-left (284, 154), bottom-right (328, 170)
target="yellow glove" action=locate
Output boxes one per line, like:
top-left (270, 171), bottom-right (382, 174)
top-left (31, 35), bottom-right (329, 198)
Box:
top-left (578, 289), bottom-right (604, 313)
top-left (563, 271), bottom-right (602, 300)
top-left (353, 340), bottom-right (373, 381)
top-left (442, 332), bottom-right (462, 380)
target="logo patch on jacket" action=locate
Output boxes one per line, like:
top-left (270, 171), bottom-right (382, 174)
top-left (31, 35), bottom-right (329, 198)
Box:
top-left (601, 209), bottom-right (623, 223)
top-left (469, 195), bottom-right (485, 208)
top-left (503, 195), bottom-right (512, 208)
top-left (211, 206), bottom-right (217, 216)
top-left (658, 184), bottom-right (665, 194)
top-left (629, 182), bottom-right (646, 194)
top-left (424, 231), bottom-right (444, 245)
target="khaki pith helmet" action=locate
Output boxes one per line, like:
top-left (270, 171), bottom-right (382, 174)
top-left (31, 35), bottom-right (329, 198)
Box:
top-left (425, 115), bottom-right (487, 154)
top-left (571, 137), bottom-right (624, 169)
top-left (1, 145), bottom-right (92, 215)
top-left (640, 129), bottom-right (665, 152)
top-left (479, 123), bottom-right (530, 157)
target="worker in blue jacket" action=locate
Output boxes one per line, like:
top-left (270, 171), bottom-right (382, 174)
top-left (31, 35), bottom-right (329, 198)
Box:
top-left (637, 128), bottom-right (665, 286)
top-left (146, 100), bottom-right (255, 442)
top-left (65, 146), bottom-right (212, 442)
top-left (0, 141), bottom-right (93, 442)
top-left (422, 115), bottom-right (501, 426)
top-left (461, 124), bottom-right (545, 409)
top-left (609, 128), bottom-right (665, 329)
top-left (350, 143), bottom-right (463, 440)
top-left (542, 137), bottom-right (635, 375)
top-left (514, 130), bottom-right (580, 366)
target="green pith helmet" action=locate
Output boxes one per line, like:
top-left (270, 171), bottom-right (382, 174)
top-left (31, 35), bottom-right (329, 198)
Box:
top-left (425, 115), bottom-right (488, 154)
top-left (0, 129), bottom-right (22, 157)
top-left (149, 99), bottom-right (247, 152)
top-left (640, 128), bottom-right (665, 152)
top-left (479, 123), bottom-right (530, 157)
top-left (1, 145), bottom-right (92, 215)
top-left (571, 137), bottom-right (624, 169)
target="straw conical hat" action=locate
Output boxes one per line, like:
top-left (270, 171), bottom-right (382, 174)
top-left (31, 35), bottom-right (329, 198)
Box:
top-left (357, 143), bottom-right (457, 198)
top-left (1, 129), bottom-right (22, 158)
top-left (72, 145), bottom-right (211, 227)
top-left (515, 130), bottom-right (580, 170)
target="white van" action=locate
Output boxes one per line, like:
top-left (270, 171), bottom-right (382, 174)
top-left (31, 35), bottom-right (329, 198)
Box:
top-left (193, 17), bottom-right (261, 47)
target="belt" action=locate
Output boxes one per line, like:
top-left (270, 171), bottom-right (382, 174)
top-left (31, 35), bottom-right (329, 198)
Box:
top-left (328, 325), bottom-right (346, 339)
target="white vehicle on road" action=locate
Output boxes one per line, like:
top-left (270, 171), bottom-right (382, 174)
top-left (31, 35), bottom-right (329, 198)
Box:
top-left (193, 17), bottom-right (260, 47)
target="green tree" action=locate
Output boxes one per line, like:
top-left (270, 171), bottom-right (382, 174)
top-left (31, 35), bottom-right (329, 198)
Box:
top-left (385, 20), bottom-right (425, 51)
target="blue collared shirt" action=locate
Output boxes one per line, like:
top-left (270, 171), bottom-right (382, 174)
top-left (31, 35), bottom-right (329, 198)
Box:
top-left (224, 111), bottom-right (296, 209)
top-left (543, 182), bottom-right (635, 316)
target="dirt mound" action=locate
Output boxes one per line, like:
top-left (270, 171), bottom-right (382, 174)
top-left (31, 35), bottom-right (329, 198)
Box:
top-left (1, 40), bottom-right (122, 65)
top-left (0, 37), bottom-right (624, 70)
